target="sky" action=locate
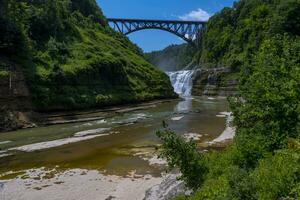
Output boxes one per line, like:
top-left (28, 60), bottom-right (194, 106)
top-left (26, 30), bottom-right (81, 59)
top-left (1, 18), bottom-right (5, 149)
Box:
top-left (97, 0), bottom-right (235, 52)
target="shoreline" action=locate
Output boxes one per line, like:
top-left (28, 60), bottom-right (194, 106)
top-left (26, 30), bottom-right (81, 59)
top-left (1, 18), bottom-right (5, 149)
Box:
top-left (0, 168), bottom-right (163, 200)
top-left (0, 98), bottom-right (179, 133)
top-left (0, 108), bottom-right (236, 200)
top-left (0, 97), bottom-right (233, 157)
top-left (208, 112), bottom-right (235, 145)
top-left (1, 96), bottom-right (231, 133)
top-left (42, 98), bottom-right (179, 125)
top-left (0, 96), bottom-right (235, 199)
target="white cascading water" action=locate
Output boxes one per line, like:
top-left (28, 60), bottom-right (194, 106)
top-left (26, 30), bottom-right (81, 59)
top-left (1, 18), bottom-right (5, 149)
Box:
top-left (166, 70), bottom-right (195, 96)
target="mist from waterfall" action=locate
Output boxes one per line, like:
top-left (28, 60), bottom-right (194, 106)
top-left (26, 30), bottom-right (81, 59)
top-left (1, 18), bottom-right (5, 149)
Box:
top-left (166, 70), bottom-right (195, 97)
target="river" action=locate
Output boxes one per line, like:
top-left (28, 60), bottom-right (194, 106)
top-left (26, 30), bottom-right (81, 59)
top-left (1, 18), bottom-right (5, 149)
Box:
top-left (0, 70), bottom-right (230, 200)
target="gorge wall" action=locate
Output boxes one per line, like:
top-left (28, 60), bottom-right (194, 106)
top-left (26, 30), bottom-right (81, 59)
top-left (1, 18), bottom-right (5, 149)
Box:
top-left (0, 0), bottom-right (176, 131)
top-left (0, 65), bottom-right (36, 131)
top-left (0, 0), bottom-right (176, 111)
top-left (0, 65), bottom-right (31, 111)
top-left (192, 68), bottom-right (238, 97)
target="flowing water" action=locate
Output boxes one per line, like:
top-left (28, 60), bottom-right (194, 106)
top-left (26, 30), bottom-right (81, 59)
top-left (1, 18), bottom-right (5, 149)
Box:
top-left (0, 98), bottom-right (228, 178)
top-left (0, 70), bottom-right (228, 180)
top-left (0, 70), bottom-right (230, 199)
top-left (166, 70), bottom-right (195, 96)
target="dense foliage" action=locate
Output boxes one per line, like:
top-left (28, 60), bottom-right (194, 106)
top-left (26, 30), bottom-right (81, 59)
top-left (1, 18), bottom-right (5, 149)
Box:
top-left (157, 127), bottom-right (207, 190)
top-left (145, 44), bottom-right (195, 71)
top-left (145, 0), bottom-right (300, 71)
top-left (157, 0), bottom-right (300, 199)
top-left (0, 0), bottom-right (175, 110)
top-left (197, 0), bottom-right (300, 69)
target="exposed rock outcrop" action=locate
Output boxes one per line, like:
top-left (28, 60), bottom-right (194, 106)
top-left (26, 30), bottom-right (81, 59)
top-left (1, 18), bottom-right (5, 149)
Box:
top-left (0, 108), bottom-right (36, 132)
top-left (144, 174), bottom-right (190, 200)
top-left (0, 65), bottom-right (32, 110)
top-left (192, 68), bottom-right (238, 97)
top-left (0, 65), bottom-right (36, 131)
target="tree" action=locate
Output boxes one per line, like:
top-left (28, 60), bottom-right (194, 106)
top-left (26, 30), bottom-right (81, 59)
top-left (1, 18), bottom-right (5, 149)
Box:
top-left (156, 127), bottom-right (208, 190)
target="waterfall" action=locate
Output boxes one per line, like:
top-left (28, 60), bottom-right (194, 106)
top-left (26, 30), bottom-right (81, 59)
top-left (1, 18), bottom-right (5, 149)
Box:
top-left (166, 70), bottom-right (195, 96)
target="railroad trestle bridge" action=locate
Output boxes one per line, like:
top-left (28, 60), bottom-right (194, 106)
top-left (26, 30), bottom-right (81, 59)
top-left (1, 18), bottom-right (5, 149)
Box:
top-left (107, 18), bottom-right (207, 46)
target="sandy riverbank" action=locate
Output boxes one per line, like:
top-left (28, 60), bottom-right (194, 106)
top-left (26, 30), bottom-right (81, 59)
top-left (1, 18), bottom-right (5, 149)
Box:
top-left (209, 112), bottom-right (235, 144)
top-left (0, 168), bottom-right (162, 200)
top-left (9, 132), bottom-right (112, 152)
top-left (0, 106), bottom-right (236, 200)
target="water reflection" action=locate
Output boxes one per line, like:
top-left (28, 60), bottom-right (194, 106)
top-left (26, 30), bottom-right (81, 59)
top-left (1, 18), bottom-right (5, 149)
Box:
top-left (174, 97), bottom-right (193, 113)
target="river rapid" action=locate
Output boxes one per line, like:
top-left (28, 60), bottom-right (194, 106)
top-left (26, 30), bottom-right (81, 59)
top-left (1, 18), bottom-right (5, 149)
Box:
top-left (0, 70), bottom-right (230, 200)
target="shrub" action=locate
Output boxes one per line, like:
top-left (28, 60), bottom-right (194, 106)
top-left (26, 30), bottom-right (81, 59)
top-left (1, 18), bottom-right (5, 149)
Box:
top-left (230, 35), bottom-right (300, 168)
top-left (252, 149), bottom-right (300, 199)
top-left (156, 127), bottom-right (208, 190)
top-left (0, 70), bottom-right (9, 77)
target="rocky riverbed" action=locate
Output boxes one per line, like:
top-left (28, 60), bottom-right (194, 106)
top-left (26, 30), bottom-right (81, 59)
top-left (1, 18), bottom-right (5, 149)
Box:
top-left (0, 97), bottom-right (234, 200)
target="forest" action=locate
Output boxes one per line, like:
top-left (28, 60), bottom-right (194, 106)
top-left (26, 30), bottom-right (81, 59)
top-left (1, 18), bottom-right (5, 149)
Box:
top-left (0, 0), bottom-right (175, 111)
top-left (157, 0), bottom-right (300, 199)
top-left (145, 44), bottom-right (195, 71)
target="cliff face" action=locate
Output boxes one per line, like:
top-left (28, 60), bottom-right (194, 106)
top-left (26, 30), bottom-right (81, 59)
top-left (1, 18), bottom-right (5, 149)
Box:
top-left (192, 68), bottom-right (238, 97)
top-left (0, 63), bottom-right (35, 131)
top-left (0, 0), bottom-right (177, 131)
top-left (0, 65), bottom-right (31, 110)
top-left (0, 0), bottom-right (175, 112)
top-left (0, 64), bottom-right (36, 131)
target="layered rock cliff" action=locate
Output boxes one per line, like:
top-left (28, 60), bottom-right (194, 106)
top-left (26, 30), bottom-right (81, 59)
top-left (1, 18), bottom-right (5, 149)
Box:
top-left (0, 63), bottom-right (37, 131)
top-left (192, 68), bottom-right (238, 97)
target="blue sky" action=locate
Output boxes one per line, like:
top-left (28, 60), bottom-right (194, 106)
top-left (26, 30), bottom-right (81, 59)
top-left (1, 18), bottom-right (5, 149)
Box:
top-left (97, 0), bottom-right (235, 52)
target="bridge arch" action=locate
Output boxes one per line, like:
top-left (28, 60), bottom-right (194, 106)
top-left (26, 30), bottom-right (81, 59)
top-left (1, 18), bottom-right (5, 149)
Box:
top-left (107, 18), bottom-right (206, 46)
top-left (125, 27), bottom-right (194, 44)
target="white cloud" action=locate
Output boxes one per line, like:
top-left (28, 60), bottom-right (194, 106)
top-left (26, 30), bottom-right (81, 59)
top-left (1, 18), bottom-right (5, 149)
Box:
top-left (179, 8), bottom-right (210, 21)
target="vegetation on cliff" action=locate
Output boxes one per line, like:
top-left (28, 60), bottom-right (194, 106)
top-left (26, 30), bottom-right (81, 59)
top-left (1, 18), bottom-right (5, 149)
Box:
top-left (157, 0), bottom-right (300, 199)
top-left (0, 0), bottom-right (175, 111)
top-left (145, 44), bottom-right (195, 71)
top-left (197, 0), bottom-right (300, 69)
top-left (148, 0), bottom-right (300, 71)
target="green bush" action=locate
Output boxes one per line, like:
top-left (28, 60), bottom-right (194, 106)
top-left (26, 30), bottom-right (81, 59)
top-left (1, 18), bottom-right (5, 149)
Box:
top-left (158, 19), bottom-right (300, 200)
top-left (95, 94), bottom-right (113, 105)
top-left (252, 150), bottom-right (300, 199)
top-left (156, 127), bottom-right (208, 190)
top-left (230, 35), bottom-right (300, 168)
top-left (0, 70), bottom-right (9, 77)
top-left (189, 175), bottom-right (230, 200)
